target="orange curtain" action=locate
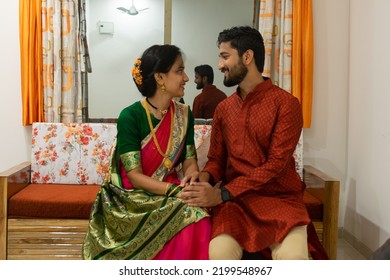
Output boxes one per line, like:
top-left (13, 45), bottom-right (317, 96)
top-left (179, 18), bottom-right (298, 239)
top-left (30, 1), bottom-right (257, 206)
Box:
top-left (292, 0), bottom-right (313, 128)
top-left (19, 0), bottom-right (44, 126)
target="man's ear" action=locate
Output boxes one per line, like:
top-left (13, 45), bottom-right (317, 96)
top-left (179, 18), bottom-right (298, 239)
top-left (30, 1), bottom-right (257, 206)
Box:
top-left (243, 49), bottom-right (254, 65)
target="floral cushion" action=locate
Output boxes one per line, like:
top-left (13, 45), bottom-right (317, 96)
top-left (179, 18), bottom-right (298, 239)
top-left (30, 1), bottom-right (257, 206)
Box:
top-left (194, 125), bottom-right (212, 149)
top-left (29, 123), bottom-right (302, 185)
top-left (193, 125), bottom-right (303, 179)
top-left (294, 131), bottom-right (304, 179)
top-left (31, 122), bottom-right (117, 185)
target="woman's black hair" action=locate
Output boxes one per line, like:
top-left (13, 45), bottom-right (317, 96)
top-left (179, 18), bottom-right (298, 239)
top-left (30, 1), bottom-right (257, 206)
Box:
top-left (133, 44), bottom-right (182, 97)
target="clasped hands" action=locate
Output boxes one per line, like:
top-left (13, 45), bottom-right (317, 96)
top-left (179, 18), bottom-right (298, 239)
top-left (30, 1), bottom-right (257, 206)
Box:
top-left (176, 171), bottom-right (223, 208)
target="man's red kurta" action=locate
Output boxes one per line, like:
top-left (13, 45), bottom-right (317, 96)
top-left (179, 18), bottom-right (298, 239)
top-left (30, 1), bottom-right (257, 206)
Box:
top-left (203, 78), bottom-right (310, 252)
top-left (192, 85), bottom-right (227, 119)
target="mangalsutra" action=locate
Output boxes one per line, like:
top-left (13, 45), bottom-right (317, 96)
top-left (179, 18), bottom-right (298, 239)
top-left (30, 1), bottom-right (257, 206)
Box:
top-left (146, 98), bottom-right (168, 115)
top-left (143, 98), bottom-right (174, 170)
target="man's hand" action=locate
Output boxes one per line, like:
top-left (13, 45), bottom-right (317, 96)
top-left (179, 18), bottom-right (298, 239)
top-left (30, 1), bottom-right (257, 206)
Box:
top-left (180, 171), bottom-right (200, 187)
top-left (180, 171), bottom-right (210, 187)
top-left (177, 182), bottom-right (222, 207)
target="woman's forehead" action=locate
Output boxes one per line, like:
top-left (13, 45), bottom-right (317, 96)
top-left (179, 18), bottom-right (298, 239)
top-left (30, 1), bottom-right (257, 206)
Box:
top-left (172, 55), bottom-right (184, 68)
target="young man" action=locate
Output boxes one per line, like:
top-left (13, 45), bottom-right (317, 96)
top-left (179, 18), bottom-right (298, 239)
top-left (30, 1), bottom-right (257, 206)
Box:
top-left (192, 64), bottom-right (227, 119)
top-left (179, 26), bottom-right (327, 260)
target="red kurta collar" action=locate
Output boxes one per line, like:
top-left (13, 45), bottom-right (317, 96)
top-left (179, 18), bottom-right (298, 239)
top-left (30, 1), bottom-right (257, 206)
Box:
top-left (235, 77), bottom-right (273, 102)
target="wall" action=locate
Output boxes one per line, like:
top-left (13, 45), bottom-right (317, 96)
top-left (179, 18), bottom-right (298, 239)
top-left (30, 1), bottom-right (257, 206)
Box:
top-left (305, 0), bottom-right (390, 253)
top-left (304, 0), bottom-right (350, 228)
top-left (346, 0), bottom-right (390, 252)
top-left (0, 1), bottom-right (31, 173)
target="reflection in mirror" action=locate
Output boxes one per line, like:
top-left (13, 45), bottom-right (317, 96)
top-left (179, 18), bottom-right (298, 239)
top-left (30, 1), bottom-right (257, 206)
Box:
top-left (87, 0), bottom-right (254, 119)
top-left (87, 0), bottom-right (164, 119)
top-left (171, 0), bottom-right (253, 110)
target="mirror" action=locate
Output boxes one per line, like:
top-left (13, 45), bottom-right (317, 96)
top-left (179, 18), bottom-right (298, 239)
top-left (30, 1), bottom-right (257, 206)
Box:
top-left (87, 0), bottom-right (254, 119)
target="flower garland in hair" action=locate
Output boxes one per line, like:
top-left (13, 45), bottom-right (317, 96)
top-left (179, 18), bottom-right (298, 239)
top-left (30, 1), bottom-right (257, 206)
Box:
top-left (132, 58), bottom-right (143, 85)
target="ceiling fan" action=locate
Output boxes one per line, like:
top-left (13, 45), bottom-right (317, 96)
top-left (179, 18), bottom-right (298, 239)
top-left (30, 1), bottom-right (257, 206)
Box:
top-left (117, 0), bottom-right (149, 16)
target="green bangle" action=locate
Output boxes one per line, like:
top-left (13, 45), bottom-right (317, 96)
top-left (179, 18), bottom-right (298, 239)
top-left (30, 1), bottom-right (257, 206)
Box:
top-left (170, 187), bottom-right (182, 197)
top-left (167, 184), bottom-right (179, 197)
top-left (165, 183), bottom-right (175, 196)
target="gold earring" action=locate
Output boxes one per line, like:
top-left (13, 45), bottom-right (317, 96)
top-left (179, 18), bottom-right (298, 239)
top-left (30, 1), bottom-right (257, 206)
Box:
top-left (161, 84), bottom-right (166, 91)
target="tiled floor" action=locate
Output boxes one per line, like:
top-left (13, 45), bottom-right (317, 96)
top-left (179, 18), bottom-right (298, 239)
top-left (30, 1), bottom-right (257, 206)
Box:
top-left (337, 238), bottom-right (366, 260)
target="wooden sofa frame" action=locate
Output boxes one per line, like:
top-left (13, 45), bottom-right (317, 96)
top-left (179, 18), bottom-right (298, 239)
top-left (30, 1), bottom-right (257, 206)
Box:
top-left (1, 162), bottom-right (339, 260)
top-left (303, 165), bottom-right (340, 259)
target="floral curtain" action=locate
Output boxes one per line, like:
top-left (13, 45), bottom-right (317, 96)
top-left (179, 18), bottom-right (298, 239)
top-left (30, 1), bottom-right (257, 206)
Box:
top-left (258, 0), bottom-right (313, 128)
top-left (259, 0), bottom-right (293, 92)
top-left (20, 0), bottom-right (89, 125)
top-left (42, 0), bottom-right (83, 123)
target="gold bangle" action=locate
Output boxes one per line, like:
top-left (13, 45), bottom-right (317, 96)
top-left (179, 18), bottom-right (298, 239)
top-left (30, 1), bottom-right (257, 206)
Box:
top-left (167, 184), bottom-right (180, 197)
top-left (166, 183), bottom-right (177, 196)
top-left (165, 182), bottom-right (172, 196)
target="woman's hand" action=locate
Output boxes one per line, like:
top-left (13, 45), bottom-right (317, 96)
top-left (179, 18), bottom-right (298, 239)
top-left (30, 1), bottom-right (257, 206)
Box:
top-left (180, 170), bottom-right (211, 187)
top-left (180, 158), bottom-right (199, 187)
top-left (180, 170), bottom-right (200, 187)
top-left (177, 182), bottom-right (223, 207)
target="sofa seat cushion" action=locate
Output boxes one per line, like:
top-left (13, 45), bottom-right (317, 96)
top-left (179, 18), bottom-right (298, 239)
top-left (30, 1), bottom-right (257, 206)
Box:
top-left (8, 184), bottom-right (100, 219)
top-left (7, 184), bottom-right (323, 220)
top-left (303, 190), bottom-right (323, 220)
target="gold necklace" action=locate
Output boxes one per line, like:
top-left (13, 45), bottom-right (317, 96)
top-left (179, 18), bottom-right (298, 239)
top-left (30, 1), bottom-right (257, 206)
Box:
top-left (143, 98), bottom-right (174, 170)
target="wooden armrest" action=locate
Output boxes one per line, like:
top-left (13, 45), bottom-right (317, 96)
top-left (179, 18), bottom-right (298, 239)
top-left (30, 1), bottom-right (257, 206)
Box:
top-left (304, 164), bottom-right (337, 180)
top-left (0, 162), bottom-right (32, 199)
top-left (0, 162), bottom-right (31, 176)
top-left (0, 162), bottom-right (31, 259)
top-left (303, 165), bottom-right (340, 259)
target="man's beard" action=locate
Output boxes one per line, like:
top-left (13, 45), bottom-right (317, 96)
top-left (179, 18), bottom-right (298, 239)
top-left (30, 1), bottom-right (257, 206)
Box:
top-left (223, 61), bottom-right (248, 87)
top-left (196, 82), bottom-right (204, 90)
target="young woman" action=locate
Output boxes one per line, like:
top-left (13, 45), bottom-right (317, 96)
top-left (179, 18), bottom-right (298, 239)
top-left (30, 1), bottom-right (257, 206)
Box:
top-left (83, 45), bottom-right (211, 260)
